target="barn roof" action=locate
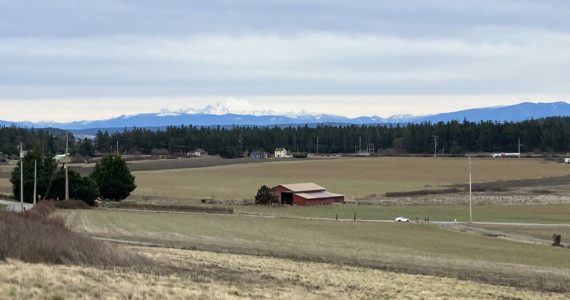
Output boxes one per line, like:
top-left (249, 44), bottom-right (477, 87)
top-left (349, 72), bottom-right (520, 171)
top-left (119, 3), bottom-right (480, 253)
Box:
top-left (278, 182), bottom-right (326, 192)
top-left (295, 191), bottom-right (344, 199)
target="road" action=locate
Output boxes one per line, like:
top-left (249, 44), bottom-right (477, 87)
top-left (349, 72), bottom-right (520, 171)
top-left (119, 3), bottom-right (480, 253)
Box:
top-left (0, 199), bottom-right (34, 212)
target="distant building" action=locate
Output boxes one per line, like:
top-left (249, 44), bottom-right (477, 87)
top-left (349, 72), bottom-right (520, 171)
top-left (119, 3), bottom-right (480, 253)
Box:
top-left (564, 158), bottom-right (570, 164)
top-left (250, 151), bottom-right (269, 160)
top-left (189, 148), bottom-right (206, 157)
top-left (54, 153), bottom-right (69, 163)
top-left (492, 152), bottom-right (520, 158)
top-left (274, 148), bottom-right (291, 158)
top-left (270, 182), bottom-right (344, 206)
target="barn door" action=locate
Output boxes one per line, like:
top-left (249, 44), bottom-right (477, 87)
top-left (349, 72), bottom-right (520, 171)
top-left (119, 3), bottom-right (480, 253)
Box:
top-left (281, 192), bottom-right (293, 205)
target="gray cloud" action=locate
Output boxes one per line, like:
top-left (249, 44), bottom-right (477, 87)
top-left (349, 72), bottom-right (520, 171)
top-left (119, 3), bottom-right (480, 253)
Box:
top-left (0, 0), bottom-right (569, 118)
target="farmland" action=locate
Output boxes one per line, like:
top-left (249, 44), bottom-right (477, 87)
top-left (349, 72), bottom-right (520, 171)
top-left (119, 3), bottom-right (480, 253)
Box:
top-left (5, 156), bottom-right (570, 297)
top-left (131, 157), bottom-right (570, 201)
top-left (236, 203), bottom-right (570, 223)
top-left (61, 209), bottom-right (570, 292)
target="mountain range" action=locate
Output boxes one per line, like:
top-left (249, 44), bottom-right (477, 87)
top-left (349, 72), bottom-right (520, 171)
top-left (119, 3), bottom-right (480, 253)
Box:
top-left (1, 101), bottom-right (570, 134)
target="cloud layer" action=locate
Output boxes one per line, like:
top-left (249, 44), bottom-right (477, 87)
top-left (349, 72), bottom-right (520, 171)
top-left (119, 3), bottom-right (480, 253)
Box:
top-left (0, 0), bottom-right (569, 120)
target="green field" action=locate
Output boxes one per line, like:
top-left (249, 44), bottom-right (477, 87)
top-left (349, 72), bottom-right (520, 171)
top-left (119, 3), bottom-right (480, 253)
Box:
top-left (62, 209), bottom-right (570, 268)
top-left (61, 209), bottom-right (570, 291)
top-left (235, 203), bottom-right (570, 223)
top-left (132, 157), bottom-right (570, 200)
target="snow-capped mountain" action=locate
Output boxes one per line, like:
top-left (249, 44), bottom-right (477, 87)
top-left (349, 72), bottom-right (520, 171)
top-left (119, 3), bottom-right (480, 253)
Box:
top-left (1, 101), bottom-right (570, 132)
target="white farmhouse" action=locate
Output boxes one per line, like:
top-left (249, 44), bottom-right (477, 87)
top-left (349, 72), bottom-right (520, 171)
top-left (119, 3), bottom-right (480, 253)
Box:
top-left (274, 148), bottom-right (290, 158)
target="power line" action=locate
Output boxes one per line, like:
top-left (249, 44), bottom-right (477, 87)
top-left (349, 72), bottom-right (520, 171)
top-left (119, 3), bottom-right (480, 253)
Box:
top-left (65, 132), bottom-right (69, 201)
top-left (469, 156), bottom-right (472, 223)
top-left (20, 141), bottom-right (23, 211)
top-left (434, 136), bottom-right (438, 158)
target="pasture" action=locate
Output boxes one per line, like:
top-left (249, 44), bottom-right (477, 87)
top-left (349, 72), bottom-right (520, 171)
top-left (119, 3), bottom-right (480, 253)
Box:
top-left (61, 209), bottom-right (570, 291)
top-left (236, 203), bottom-right (570, 224)
top-left (131, 157), bottom-right (570, 201)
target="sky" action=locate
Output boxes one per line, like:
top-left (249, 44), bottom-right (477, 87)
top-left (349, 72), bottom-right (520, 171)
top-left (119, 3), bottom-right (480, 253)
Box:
top-left (1, 0), bottom-right (570, 122)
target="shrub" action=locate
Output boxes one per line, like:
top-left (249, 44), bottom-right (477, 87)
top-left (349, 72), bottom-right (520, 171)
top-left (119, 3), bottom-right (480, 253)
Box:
top-left (292, 152), bottom-right (308, 158)
top-left (91, 155), bottom-right (136, 201)
top-left (449, 145), bottom-right (464, 156)
top-left (103, 202), bottom-right (233, 214)
top-left (54, 200), bottom-right (92, 209)
top-left (255, 185), bottom-right (278, 205)
top-left (385, 188), bottom-right (460, 197)
top-left (0, 201), bottom-right (143, 266)
top-left (218, 146), bottom-right (242, 159)
top-left (48, 168), bottom-right (99, 205)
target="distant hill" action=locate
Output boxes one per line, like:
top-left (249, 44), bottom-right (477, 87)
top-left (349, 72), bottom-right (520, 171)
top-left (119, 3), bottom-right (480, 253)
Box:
top-left (413, 101), bottom-right (570, 123)
top-left (1, 101), bottom-right (570, 133)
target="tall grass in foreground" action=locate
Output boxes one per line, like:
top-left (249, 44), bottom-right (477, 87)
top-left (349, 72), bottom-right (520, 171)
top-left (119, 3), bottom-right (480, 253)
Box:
top-left (0, 201), bottom-right (142, 267)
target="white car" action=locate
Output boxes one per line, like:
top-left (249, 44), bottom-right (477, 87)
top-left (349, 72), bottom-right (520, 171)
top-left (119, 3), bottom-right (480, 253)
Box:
top-left (395, 217), bottom-right (410, 222)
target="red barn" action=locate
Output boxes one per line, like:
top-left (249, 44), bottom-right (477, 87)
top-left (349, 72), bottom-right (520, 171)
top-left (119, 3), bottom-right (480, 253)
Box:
top-left (270, 183), bottom-right (344, 206)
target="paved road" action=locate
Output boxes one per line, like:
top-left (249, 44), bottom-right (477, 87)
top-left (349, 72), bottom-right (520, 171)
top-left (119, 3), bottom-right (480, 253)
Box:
top-left (0, 199), bottom-right (34, 212)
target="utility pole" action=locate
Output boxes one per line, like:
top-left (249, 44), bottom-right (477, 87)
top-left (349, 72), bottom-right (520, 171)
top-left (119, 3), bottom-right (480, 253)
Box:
top-left (116, 140), bottom-right (119, 156)
top-left (33, 160), bottom-right (37, 205)
top-left (518, 137), bottom-right (521, 159)
top-left (65, 132), bottom-right (69, 201)
top-left (434, 136), bottom-right (438, 158)
top-left (359, 136), bottom-right (362, 153)
top-left (469, 156), bottom-right (472, 223)
top-left (316, 136), bottom-right (319, 154)
top-left (20, 142), bottom-right (24, 211)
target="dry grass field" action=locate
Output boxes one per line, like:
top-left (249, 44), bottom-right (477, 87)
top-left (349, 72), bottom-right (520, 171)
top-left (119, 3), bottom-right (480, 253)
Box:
top-left (0, 166), bottom-right (11, 195)
top-left (131, 157), bottom-right (570, 200)
top-left (61, 209), bottom-right (570, 291)
top-left (2, 247), bottom-right (566, 299)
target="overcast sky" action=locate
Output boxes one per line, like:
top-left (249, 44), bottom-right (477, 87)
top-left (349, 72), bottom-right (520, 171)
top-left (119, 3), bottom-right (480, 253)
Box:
top-left (1, 0), bottom-right (570, 121)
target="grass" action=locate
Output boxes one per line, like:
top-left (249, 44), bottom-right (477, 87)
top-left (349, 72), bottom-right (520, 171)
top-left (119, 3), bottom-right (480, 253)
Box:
top-left (61, 209), bottom-right (570, 291)
top-left (131, 157), bottom-right (570, 200)
top-left (471, 224), bottom-right (570, 241)
top-left (0, 178), bottom-right (11, 195)
top-left (235, 203), bottom-right (570, 223)
top-left (61, 209), bottom-right (570, 268)
top-left (2, 247), bottom-right (567, 299)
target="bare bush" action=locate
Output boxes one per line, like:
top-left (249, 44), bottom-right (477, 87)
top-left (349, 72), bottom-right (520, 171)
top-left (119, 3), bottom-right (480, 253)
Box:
top-left (385, 188), bottom-right (460, 198)
top-left (0, 201), bottom-right (144, 267)
top-left (103, 201), bottom-right (233, 214)
top-left (54, 200), bottom-right (92, 210)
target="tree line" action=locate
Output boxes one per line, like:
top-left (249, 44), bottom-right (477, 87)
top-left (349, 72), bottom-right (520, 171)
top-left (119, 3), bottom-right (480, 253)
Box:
top-left (94, 117), bottom-right (570, 156)
top-left (0, 126), bottom-right (95, 157)
top-left (3, 117), bottom-right (570, 158)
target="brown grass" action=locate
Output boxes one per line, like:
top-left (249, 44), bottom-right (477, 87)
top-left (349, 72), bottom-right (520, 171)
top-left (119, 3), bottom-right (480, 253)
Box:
top-left (1, 247), bottom-right (568, 299)
top-left (54, 200), bottom-right (92, 209)
top-left (0, 201), bottom-right (142, 267)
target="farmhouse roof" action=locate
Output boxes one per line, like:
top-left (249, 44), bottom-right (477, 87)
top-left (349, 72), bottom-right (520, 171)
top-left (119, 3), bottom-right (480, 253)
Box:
top-left (295, 191), bottom-right (344, 199)
top-left (278, 182), bottom-right (326, 192)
